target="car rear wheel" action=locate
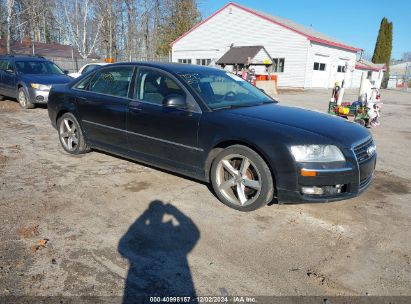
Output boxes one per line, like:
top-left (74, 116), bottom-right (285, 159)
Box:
top-left (18, 87), bottom-right (34, 109)
top-left (211, 145), bottom-right (274, 211)
top-left (0, 95), bottom-right (5, 101)
top-left (57, 113), bottom-right (90, 154)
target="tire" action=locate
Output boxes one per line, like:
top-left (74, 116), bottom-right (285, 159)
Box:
top-left (57, 112), bottom-right (90, 155)
top-left (354, 118), bottom-right (366, 127)
top-left (210, 145), bottom-right (274, 212)
top-left (18, 87), bottom-right (35, 109)
top-left (0, 95), bottom-right (5, 101)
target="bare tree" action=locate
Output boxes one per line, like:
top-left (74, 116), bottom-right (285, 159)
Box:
top-left (1, 0), bottom-right (201, 61)
top-left (61, 0), bottom-right (103, 59)
top-left (124, 0), bottom-right (137, 61)
top-left (6, 0), bottom-right (15, 53)
top-left (402, 52), bottom-right (411, 62)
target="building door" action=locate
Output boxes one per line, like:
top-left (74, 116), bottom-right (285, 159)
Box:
top-left (312, 55), bottom-right (329, 88)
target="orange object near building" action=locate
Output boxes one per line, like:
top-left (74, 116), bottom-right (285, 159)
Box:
top-left (256, 75), bottom-right (278, 81)
top-left (105, 58), bottom-right (115, 63)
top-left (256, 75), bottom-right (268, 81)
top-left (337, 106), bottom-right (349, 115)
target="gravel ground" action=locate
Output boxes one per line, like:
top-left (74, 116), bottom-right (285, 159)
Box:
top-left (0, 89), bottom-right (410, 299)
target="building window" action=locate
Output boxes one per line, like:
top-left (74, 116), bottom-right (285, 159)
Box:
top-left (367, 71), bottom-right (372, 79)
top-left (313, 62), bottom-right (326, 71)
top-left (196, 59), bottom-right (211, 66)
top-left (337, 65), bottom-right (346, 73)
top-left (178, 59), bottom-right (192, 64)
top-left (272, 58), bottom-right (285, 72)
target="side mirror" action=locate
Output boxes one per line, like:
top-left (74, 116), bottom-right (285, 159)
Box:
top-left (64, 70), bottom-right (69, 74)
top-left (163, 94), bottom-right (187, 109)
top-left (259, 88), bottom-right (266, 94)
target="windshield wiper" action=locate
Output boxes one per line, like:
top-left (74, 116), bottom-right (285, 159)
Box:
top-left (212, 104), bottom-right (257, 111)
top-left (213, 101), bottom-right (275, 110)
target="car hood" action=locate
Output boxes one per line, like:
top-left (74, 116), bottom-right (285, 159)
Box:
top-left (20, 74), bottom-right (73, 85)
top-left (228, 103), bottom-right (371, 147)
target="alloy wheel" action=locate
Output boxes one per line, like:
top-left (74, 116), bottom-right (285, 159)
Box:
top-left (18, 90), bottom-right (27, 107)
top-left (59, 118), bottom-right (79, 152)
top-left (215, 154), bottom-right (262, 207)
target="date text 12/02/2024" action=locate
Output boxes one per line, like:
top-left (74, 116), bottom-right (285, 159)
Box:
top-left (149, 296), bottom-right (257, 303)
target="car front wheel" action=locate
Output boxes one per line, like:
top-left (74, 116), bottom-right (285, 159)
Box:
top-left (57, 113), bottom-right (90, 155)
top-left (211, 145), bottom-right (274, 211)
top-left (18, 87), bottom-right (34, 109)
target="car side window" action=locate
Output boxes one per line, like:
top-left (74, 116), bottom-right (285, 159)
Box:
top-left (74, 73), bottom-right (95, 90)
top-left (0, 59), bottom-right (12, 71)
top-left (137, 69), bottom-right (186, 105)
top-left (88, 66), bottom-right (134, 98)
top-left (6, 61), bottom-right (14, 72)
top-left (82, 64), bottom-right (97, 74)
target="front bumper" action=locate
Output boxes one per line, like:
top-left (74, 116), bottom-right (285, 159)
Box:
top-left (27, 88), bottom-right (50, 104)
top-left (277, 150), bottom-right (376, 204)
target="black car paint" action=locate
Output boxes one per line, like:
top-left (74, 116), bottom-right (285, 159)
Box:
top-left (48, 62), bottom-right (376, 203)
top-left (0, 55), bottom-right (72, 103)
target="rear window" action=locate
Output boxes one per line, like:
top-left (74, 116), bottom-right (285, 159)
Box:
top-left (15, 61), bottom-right (64, 75)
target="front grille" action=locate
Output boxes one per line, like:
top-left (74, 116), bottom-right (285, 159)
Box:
top-left (354, 137), bottom-right (375, 164)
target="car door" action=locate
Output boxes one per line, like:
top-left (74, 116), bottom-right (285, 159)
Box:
top-left (0, 59), bottom-right (7, 96)
top-left (75, 65), bottom-right (135, 153)
top-left (2, 59), bottom-right (17, 98)
top-left (127, 67), bottom-right (202, 174)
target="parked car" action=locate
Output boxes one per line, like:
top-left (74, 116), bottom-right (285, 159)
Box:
top-left (0, 55), bottom-right (73, 109)
top-left (47, 63), bottom-right (376, 211)
top-left (68, 62), bottom-right (108, 78)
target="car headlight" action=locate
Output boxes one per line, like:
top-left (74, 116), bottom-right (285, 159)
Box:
top-left (31, 83), bottom-right (51, 91)
top-left (290, 145), bottom-right (345, 162)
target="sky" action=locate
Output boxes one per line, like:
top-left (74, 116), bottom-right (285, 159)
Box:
top-left (198, 0), bottom-right (410, 60)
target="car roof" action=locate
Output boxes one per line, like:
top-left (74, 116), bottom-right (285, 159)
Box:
top-left (84, 62), bottom-right (108, 66)
top-left (110, 61), bottom-right (223, 74)
top-left (0, 55), bottom-right (49, 62)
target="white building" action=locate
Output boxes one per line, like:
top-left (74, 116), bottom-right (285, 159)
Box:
top-left (387, 61), bottom-right (411, 89)
top-left (352, 60), bottom-right (386, 89)
top-left (171, 2), bottom-right (364, 89)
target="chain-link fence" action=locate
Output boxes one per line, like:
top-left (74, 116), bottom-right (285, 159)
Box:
top-left (50, 56), bottom-right (170, 73)
top-left (49, 57), bottom-right (100, 73)
top-left (117, 55), bottom-right (170, 63)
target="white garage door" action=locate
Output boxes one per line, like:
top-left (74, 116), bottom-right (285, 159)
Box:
top-left (312, 55), bottom-right (330, 88)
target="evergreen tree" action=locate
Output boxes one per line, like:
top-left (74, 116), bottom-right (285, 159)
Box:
top-left (372, 17), bottom-right (393, 88)
top-left (156, 0), bottom-right (201, 56)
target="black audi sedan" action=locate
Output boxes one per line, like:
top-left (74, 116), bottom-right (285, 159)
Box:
top-left (47, 62), bottom-right (376, 211)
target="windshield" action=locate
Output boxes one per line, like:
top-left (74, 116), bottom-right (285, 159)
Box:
top-left (15, 61), bottom-right (65, 75)
top-left (177, 69), bottom-right (274, 110)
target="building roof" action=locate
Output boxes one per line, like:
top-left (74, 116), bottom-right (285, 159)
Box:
top-left (171, 2), bottom-right (361, 52)
top-left (355, 60), bottom-right (386, 72)
top-left (216, 46), bottom-right (270, 65)
top-left (0, 38), bottom-right (100, 59)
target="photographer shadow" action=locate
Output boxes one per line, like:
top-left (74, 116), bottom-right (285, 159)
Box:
top-left (118, 200), bottom-right (200, 302)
